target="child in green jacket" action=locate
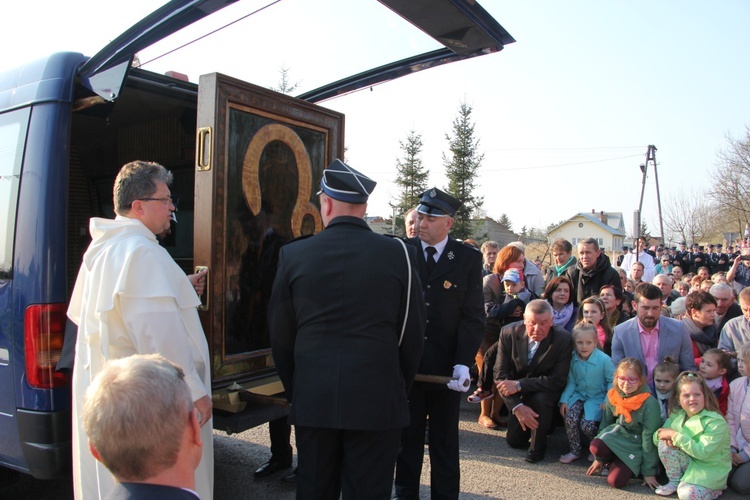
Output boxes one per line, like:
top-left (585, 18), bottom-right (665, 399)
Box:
top-left (586, 357), bottom-right (661, 489)
top-left (653, 371), bottom-right (731, 498)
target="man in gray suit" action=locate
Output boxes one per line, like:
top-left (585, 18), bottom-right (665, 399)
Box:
top-left (611, 283), bottom-right (696, 386)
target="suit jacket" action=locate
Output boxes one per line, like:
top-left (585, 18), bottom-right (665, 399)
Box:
top-left (611, 316), bottom-right (696, 375)
top-left (407, 236), bottom-right (484, 376)
top-left (494, 321), bottom-right (573, 409)
top-left (269, 216), bottom-right (425, 430)
top-left (105, 482), bottom-right (198, 499)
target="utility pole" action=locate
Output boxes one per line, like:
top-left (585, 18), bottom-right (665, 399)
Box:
top-left (637, 145), bottom-right (664, 244)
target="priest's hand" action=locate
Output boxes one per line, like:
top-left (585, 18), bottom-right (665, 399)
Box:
top-left (194, 395), bottom-right (213, 427)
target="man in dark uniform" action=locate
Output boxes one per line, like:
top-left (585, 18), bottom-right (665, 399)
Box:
top-left (688, 243), bottom-right (706, 273)
top-left (394, 188), bottom-right (484, 500)
top-left (674, 242), bottom-right (689, 272)
top-left (714, 243), bottom-right (730, 273)
top-left (268, 159), bottom-right (426, 500)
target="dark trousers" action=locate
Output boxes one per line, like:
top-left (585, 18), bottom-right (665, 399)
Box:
top-left (589, 438), bottom-right (633, 488)
top-left (295, 426), bottom-right (401, 500)
top-left (505, 391), bottom-right (558, 454)
top-left (394, 383), bottom-right (462, 500)
top-left (269, 417), bottom-right (293, 463)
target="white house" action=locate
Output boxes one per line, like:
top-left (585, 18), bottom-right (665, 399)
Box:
top-left (548, 210), bottom-right (626, 254)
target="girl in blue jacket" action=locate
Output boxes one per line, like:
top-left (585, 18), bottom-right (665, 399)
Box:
top-left (559, 323), bottom-right (615, 463)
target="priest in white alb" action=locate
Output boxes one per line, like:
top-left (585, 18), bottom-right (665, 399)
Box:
top-left (68, 161), bottom-right (213, 499)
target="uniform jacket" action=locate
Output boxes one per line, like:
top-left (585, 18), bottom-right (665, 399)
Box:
top-left (686, 251), bottom-right (707, 274)
top-left (653, 408), bottom-right (731, 490)
top-left (68, 217), bottom-right (212, 500)
top-left (611, 316), bottom-right (697, 377)
top-left (566, 253), bottom-right (622, 306)
top-left (673, 250), bottom-right (690, 272)
top-left (494, 321), bottom-right (572, 409)
top-left (407, 235), bottom-right (484, 376)
top-left (269, 217), bottom-right (425, 430)
top-left (709, 252), bottom-right (730, 273)
top-left (597, 386), bottom-right (661, 476)
top-left (719, 315), bottom-right (750, 353)
top-left (559, 348), bottom-right (615, 422)
top-left (727, 377), bottom-right (750, 459)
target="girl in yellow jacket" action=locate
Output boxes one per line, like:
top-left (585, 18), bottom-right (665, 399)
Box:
top-left (653, 371), bottom-right (731, 498)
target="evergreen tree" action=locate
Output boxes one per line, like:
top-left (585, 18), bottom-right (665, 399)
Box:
top-left (394, 130), bottom-right (429, 229)
top-left (271, 65), bottom-right (300, 94)
top-left (443, 101), bottom-right (484, 239)
top-left (498, 213), bottom-right (512, 231)
top-left (640, 221), bottom-right (652, 247)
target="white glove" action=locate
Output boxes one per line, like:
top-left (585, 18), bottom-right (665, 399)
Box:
top-left (447, 364), bottom-right (471, 392)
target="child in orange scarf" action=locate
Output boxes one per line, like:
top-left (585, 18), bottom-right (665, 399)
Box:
top-left (586, 358), bottom-right (662, 490)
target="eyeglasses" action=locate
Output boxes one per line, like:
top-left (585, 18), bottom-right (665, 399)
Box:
top-left (616, 376), bottom-right (639, 384)
top-left (137, 196), bottom-right (179, 210)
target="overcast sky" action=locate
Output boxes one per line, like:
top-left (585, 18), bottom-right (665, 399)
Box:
top-left (6, 0), bottom-right (750, 241)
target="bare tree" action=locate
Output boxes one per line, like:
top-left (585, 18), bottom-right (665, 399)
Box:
top-left (709, 127), bottom-right (750, 230)
top-left (662, 191), bottom-right (712, 244)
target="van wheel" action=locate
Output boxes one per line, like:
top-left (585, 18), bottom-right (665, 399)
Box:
top-left (0, 466), bottom-right (20, 486)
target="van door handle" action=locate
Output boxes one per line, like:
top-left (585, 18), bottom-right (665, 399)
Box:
top-left (194, 266), bottom-right (209, 311)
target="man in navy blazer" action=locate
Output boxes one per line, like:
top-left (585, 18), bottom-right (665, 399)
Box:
top-left (611, 283), bottom-right (696, 385)
top-left (82, 354), bottom-right (203, 500)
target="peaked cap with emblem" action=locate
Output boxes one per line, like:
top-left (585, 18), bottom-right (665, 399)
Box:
top-left (318, 159), bottom-right (376, 204)
top-left (416, 187), bottom-right (462, 217)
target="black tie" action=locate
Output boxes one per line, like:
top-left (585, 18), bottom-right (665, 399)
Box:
top-left (425, 246), bottom-right (437, 275)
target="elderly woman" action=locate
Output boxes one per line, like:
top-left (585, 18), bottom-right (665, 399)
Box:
top-left (545, 239), bottom-right (577, 285)
top-left (542, 276), bottom-right (577, 332)
top-left (682, 291), bottom-right (719, 364)
top-left (599, 284), bottom-right (628, 330)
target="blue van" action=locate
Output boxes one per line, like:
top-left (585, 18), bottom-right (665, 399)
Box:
top-left (0, 0), bottom-right (513, 479)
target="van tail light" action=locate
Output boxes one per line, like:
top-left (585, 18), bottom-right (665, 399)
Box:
top-left (24, 304), bottom-right (70, 389)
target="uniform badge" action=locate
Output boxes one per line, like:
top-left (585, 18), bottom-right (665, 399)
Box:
top-left (429, 188), bottom-right (437, 198)
top-left (443, 280), bottom-right (452, 289)
top-left (447, 251), bottom-right (454, 260)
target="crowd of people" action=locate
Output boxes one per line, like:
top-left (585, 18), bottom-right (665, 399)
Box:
top-left (472, 235), bottom-right (750, 497)
top-left (65, 156), bottom-right (750, 499)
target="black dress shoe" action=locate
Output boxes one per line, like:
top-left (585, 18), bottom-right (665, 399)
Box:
top-left (280, 468), bottom-right (297, 484)
top-left (524, 449), bottom-right (544, 463)
top-left (254, 459), bottom-right (292, 478)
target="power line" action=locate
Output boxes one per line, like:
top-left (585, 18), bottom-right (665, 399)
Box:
top-left (481, 153), bottom-right (644, 172)
top-left (140, 0), bottom-right (283, 67)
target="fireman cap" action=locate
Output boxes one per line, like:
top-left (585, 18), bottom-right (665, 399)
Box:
top-left (317, 159), bottom-right (376, 204)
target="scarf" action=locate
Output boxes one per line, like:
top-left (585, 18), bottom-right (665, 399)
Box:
top-left (552, 302), bottom-right (574, 327)
top-left (607, 388), bottom-right (651, 423)
top-left (607, 309), bottom-right (620, 329)
top-left (554, 256), bottom-right (575, 276)
top-left (682, 316), bottom-right (718, 354)
top-left (706, 376), bottom-right (722, 392)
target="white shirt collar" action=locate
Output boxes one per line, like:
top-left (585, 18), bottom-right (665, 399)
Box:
top-left (421, 235), bottom-right (449, 261)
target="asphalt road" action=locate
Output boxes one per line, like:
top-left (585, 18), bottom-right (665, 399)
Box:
top-left (3, 395), bottom-right (745, 499)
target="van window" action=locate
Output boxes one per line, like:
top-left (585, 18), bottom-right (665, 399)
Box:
top-left (0, 108), bottom-right (29, 279)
